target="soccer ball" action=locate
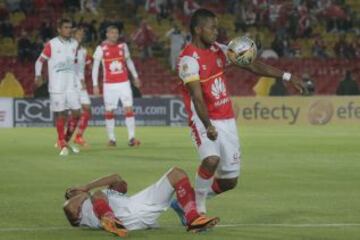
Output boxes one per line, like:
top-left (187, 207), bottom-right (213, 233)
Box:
top-left (227, 36), bottom-right (257, 66)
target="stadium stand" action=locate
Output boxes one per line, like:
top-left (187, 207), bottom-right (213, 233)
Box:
top-left (0, 0), bottom-right (359, 97)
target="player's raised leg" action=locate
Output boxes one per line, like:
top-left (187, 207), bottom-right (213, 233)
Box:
top-left (91, 190), bottom-right (127, 237)
top-left (167, 167), bottom-right (220, 232)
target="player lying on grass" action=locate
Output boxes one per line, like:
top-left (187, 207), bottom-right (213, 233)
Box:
top-left (63, 167), bottom-right (219, 237)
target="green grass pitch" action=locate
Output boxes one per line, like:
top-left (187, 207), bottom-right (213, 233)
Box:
top-left (0, 125), bottom-right (360, 240)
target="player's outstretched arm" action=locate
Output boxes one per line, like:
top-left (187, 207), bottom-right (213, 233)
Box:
top-left (82, 174), bottom-right (126, 192)
top-left (66, 174), bottom-right (128, 197)
top-left (186, 81), bottom-right (218, 141)
top-left (240, 59), bottom-right (308, 95)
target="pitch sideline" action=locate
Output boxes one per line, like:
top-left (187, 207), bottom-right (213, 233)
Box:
top-left (1, 223), bottom-right (360, 232)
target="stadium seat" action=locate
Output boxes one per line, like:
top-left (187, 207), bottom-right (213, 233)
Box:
top-left (0, 72), bottom-right (25, 97)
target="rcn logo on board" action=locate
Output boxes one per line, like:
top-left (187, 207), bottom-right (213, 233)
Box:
top-left (170, 98), bottom-right (187, 124)
top-left (15, 99), bottom-right (52, 123)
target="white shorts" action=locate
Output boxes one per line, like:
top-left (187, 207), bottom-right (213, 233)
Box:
top-left (79, 170), bottom-right (174, 231)
top-left (191, 117), bottom-right (241, 179)
top-left (79, 89), bottom-right (91, 105)
top-left (103, 82), bottom-right (133, 111)
top-left (50, 91), bottom-right (81, 112)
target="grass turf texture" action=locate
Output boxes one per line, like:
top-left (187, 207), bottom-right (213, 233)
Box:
top-left (0, 125), bottom-right (359, 240)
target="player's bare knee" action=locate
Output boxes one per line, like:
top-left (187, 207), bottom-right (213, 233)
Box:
top-left (202, 156), bottom-right (220, 172)
top-left (167, 167), bottom-right (187, 186)
top-left (172, 167), bottom-right (187, 178)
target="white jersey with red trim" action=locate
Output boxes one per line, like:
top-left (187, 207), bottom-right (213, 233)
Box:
top-left (177, 42), bottom-right (234, 123)
top-left (40, 37), bottom-right (79, 93)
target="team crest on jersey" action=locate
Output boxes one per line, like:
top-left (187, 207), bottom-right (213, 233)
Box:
top-left (202, 65), bottom-right (207, 70)
top-left (105, 52), bottom-right (110, 56)
top-left (192, 52), bottom-right (199, 59)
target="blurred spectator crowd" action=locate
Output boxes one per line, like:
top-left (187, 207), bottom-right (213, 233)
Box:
top-left (0, 0), bottom-right (358, 96)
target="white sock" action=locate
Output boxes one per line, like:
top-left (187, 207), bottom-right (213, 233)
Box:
top-left (125, 116), bottom-right (135, 140)
top-left (207, 186), bottom-right (217, 199)
top-left (195, 173), bottom-right (213, 214)
top-left (105, 118), bottom-right (115, 141)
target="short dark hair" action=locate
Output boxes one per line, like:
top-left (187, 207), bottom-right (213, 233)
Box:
top-left (106, 25), bottom-right (119, 33)
top-left (189, 9), bottom-right (216, 35)
top-left (57, 18), bottom-right (72, 28)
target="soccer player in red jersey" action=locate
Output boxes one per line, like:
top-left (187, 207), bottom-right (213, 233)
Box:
top-left (35, 19), bottom-right (81, 156)
top-left (63, 167), bottom-right (219, 236)
top-left (172, 9), bottom-right (306, 222)
top-left (92, 25), bottom-right (141, 147)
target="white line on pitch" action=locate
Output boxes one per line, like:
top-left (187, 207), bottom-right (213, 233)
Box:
top-left (0, 223), bottom-right (359, 232)
top-left (216, 223), bottom-right (360, 228)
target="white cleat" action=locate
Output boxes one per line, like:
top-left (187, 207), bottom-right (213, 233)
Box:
top-left (68, 144), bottom-right (80, 154)
top-left (59, 147), bottom-right (69, 157)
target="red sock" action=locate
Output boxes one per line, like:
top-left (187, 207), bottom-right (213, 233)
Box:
top-left (76, 110), bottom-right (90, 138)
top-left (92, 198), bottom-right (115, 219)
top-left (56, 116), bottom-right (65, 143)
top-left (65, 115), bottom-right (79, 142)
top-left (175, 177), bottom-right (200, 224)
top-left (211, 178), bottom-right (222, 194)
